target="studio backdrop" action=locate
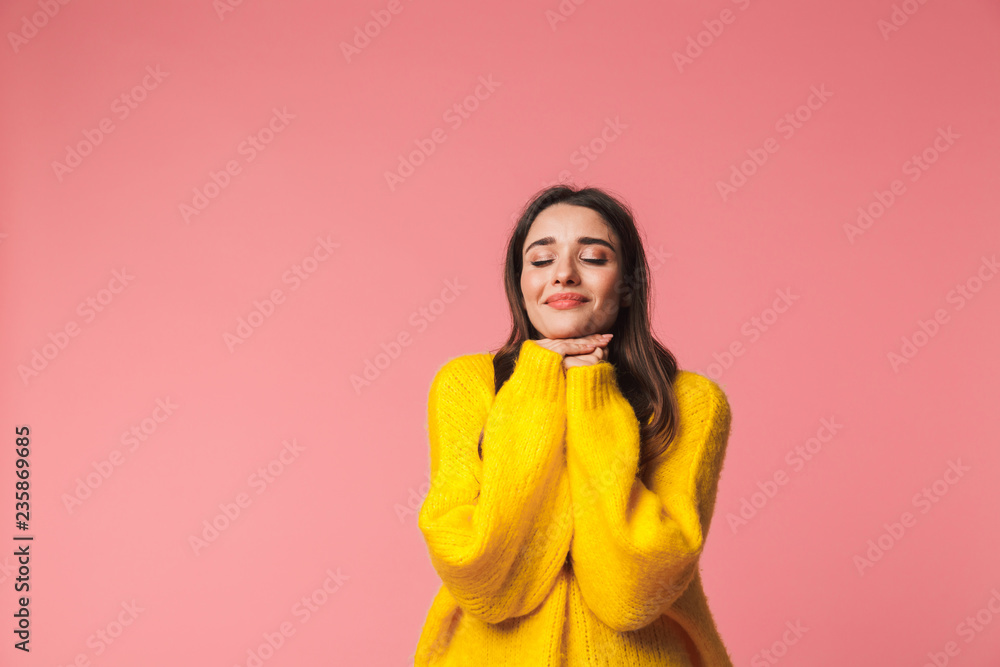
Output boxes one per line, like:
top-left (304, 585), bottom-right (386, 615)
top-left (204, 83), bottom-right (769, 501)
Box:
top-left (1, 0), bottom-right (998, 665)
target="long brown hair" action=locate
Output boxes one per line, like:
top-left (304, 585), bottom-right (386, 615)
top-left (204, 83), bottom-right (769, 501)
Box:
top-left (482, 184), bottom-right (681, 479)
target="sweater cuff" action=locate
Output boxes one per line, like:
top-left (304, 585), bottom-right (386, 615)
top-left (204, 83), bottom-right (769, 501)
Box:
top-left (566, 360), bottom-right (617, 411)
top-left (508, 339), bottom-right (565, 403)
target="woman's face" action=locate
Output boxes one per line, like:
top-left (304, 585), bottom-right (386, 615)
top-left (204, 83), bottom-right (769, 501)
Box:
top-left (520, 203), bottom-right (630, 340)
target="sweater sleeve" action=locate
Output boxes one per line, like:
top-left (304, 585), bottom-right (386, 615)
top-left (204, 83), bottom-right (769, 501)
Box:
top-left (417, 339), bottom-right (574, 624)
top-left (564, 362), bottom-right (732, 632)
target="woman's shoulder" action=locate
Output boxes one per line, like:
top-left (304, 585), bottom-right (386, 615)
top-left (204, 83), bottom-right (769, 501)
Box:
top-left (672, 370), bottom-right (731, 419)
top-left (428, 350), bottom-right (496, 401)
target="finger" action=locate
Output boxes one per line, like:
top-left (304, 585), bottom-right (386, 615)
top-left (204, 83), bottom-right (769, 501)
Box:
top-left (584, 334), bottom-right (611, 346)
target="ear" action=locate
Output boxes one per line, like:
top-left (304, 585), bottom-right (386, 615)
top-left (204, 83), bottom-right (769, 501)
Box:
top-left (621, 286), bottom-right (633, 308)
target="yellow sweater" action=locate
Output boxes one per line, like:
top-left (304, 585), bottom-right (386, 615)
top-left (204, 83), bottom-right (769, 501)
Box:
top-left (415, 339), bottom-right (734, 666)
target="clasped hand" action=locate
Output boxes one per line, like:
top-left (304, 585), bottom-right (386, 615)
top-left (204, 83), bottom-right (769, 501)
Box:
top-left (533, 333), bottom-right (613, 371)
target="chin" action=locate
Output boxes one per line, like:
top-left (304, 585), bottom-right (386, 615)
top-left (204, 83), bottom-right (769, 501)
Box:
top-left (540, 324), bottom-right (588, 339)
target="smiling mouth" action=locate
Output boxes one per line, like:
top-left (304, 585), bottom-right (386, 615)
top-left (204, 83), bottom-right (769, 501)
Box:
top-left (546, 298), bottom-right (588, 309)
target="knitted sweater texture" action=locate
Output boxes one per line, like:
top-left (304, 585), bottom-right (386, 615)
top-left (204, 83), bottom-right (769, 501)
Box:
top-left (415, 339), bottom-right (734, 666)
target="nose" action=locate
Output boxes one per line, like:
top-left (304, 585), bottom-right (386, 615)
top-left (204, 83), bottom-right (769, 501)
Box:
top-left (552, 255), bottom-right (580, 285)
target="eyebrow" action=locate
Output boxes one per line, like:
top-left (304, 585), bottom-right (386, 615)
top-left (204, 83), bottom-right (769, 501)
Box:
top-left (523, 236), bottom-right (616, 255)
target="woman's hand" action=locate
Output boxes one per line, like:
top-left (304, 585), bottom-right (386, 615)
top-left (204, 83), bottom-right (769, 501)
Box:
top-left (534, 333), bottom-right (612, 370)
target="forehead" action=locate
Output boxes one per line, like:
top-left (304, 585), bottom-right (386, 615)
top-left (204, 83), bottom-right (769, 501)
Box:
top-left (525, 204), bottom-right (615, 241)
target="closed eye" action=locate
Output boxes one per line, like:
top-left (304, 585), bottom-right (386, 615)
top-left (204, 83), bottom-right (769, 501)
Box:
top-left (530, 259), bottom-right (608, 266)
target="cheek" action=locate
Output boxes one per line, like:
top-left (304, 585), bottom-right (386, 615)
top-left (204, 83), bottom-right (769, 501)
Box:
top-left (521, 274), bottom-right (543, 298)
top-left (594, 278), bottom-right (621, 311)
top-left (520, 278), bottom-right (538, 308)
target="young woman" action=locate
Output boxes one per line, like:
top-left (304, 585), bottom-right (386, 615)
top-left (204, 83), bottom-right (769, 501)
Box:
top-left (415, 185), bottom-right (734, 666)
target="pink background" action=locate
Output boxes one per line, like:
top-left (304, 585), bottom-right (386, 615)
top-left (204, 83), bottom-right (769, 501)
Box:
top-left (2, 0), bottom-right (999, 665)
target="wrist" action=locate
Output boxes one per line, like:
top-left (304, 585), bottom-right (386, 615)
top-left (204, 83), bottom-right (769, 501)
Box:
top-left (566, 360), bottom-right (616, 410)
top-left (510, 339), bottom-right (566, 402)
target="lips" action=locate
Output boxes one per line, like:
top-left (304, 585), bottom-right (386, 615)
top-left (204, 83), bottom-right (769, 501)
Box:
top-left (545, 292), bottom-right (588, 304)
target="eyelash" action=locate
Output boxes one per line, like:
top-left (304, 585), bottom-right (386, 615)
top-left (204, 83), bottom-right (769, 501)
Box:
top-left (530, 259), bottom-right (608, 267)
